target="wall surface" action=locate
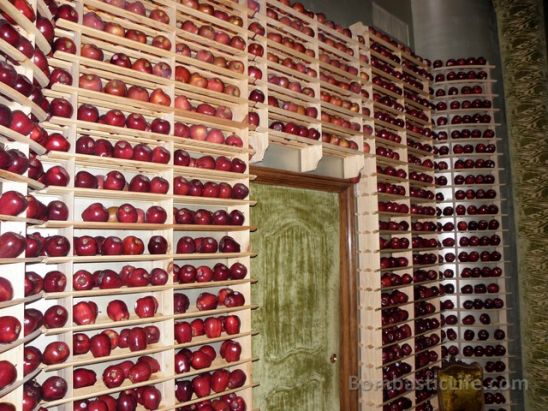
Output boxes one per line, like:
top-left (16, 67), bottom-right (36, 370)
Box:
top-left (411, 1), bottom-right (523, 410)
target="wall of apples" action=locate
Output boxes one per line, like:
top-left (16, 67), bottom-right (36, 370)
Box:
top-left (412, 3), bottom-right (523, 407)
top-left (0, 0), bottom-right (254, 410)
top-left (246, 0), bottom-right (367, 179)
top-left (352, 22), bottom-right (441, 411)
top-left (433, 59), bottom-right (511, 410)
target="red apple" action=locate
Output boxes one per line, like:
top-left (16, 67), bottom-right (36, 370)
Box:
top-left (73, 301), bottom-right (98, 325)
top-left (81, 44), bottom-right (104, 61)
top-left (41, 376), bottom-right (67, 401)
top-left (220, 339), bottom-right (241, 362)
top-left (43, 271), bottom-right (66, 292)
top-left (122, 235), bottom-right (145, 255)
top-left (42, 341), bottom-right (70, 365)
top-left (147, 235), bottom-right (167, 254)
top-left (0, 316), bottom-right (21, 343)
top-left (77, 104), bottom-right (99, 122)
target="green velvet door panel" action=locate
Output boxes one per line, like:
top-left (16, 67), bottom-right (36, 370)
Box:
top-left (251, 183), bottom-right (341, 411)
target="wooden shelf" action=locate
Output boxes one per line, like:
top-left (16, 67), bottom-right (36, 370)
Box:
top-left (266, 38), bottom-right (315, 65)
top-left (319, 61), bottom-right (355, 81)
top-left (0, 0), bottom-right (257, 409)
top-left (435, 79), bottom-right (497, 87)
top-left (0, 170), bottom-right (44, 190)
top-left (435, 108), bottom-right (499, 115)
top-left (432, 93), bottom-right (499, 101)
top-left (372, 84), bottom-right (403, 100)
top-left (36, 186), bottom-right (254, 206)
top-left (44, 342), bottom-right (174, 371)
top-left (46, 117), bottom-right (250, 156)
top-left (432, 64), bottom-right (495, 72)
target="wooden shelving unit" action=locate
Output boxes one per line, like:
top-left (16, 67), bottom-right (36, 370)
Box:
top-left (402, 42), bottom-right (440, 411)
top-left (0, 0), bottom-right (254, 409)
top-left (0, 1), bottom-right (515, 410)
top-left (433, 60), bottom-right (511, 409)
top-left (244, 0), bottom-right (365, 178)
top-left (351, 23), bottom-right (441, 411)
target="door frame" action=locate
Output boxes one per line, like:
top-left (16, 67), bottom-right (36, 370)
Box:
top-left (251, 165), bottom-right (359, 411)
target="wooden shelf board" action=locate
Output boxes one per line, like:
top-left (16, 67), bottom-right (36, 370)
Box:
top-left (45, 284), bottom-right (173, 300)
top-left (319, 61), bottom-right (355, 81)
top-left (0, 214), bottom-right (43, 224)
top-left (435, 79), bottom-right (496, 87)
top-left (376, 156), bottom-right (408, 167)
top-left (0, 328), bottom-right (42, 354)
top-left (432, 93), bottom-right (499, 101)
top-left (375, 137), bottom-right (406, 150)
top-left (173, 278), bottom-right (251, 291)
top-left (35, 187), bottom-right (254, 206)
top-left (46, 117), bottom-right (250, 156)
top-left (0, 41), bottom-right (48, 87)
top-left (44, 314), bottom-right (173, 335)
top-left (267, 83), bottom-right (317, 104)
top-left (370, 50), bottom-right (401, 68)
top-left (0, 82), bottom-right (47, 121)
top-left (0, 292), bottom-right (43, 310)
top-left (408, 163), bottom-right (435, 173)
top-left (404, 97), bottom-right (431, 111)
top-left (321, 101), bottom-right (362, 119)
top-left (173, 356), bottom-right (252, 380)
top-left (269, 106), bottom-right (319, 125)
top-left (268, 129), bottom-right (321, 148)
top-left (319, 40), bottom-right (355, 64)
top-left (266, 38), bottom-right (316, 64)
top-left (322, 122), bottom-right (362, 137)
top-left (267, 61), bottom-right (318, 84)
top-left (0, 366), bottom-right (42, 398)
top-left (321, 142), bottom-right (363, 158)
top-left (41, 221), bottom-right (253, 232)
top-left (375, 173), bottom-right (408, 184)
top-left (1, 1), bottom-right (51, 54)
top-left (173, 331), bottom-right (252, 351)
top-left (436, 123), bottom-right (500, 130)
top-left (403, 82), bottom-right (429, 97)
top-left (0, 256), bottom-right (43, 265)
top-left (432, 64), bottom-right (495, 72)
top-left (266, 18), bottom-right (315, 49)
top-left (174, 304), bottom-right (253, 320)
top-left (0, 124), bottom-right (46, 155)
top-left (320, 80), bottom-right (359, 98)
top-left (371, 66), bottom-right (402, 85)
top-left (44, 342), bottom-right (174, 371)
top-left (372, 84), bottom-right (403, 100)
top-left (405, 113), bottom-right (430, 126)
top-left (373, 101), bottom-right (405, 117)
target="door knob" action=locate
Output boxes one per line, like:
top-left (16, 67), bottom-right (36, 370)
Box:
top-left (330, 353), bottom-right (337, 363)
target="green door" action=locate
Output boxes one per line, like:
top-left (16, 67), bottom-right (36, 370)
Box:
top-left (251, 183), bottom-right (341, 411)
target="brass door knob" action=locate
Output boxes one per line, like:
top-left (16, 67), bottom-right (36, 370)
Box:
top-left (330, 353), bottom-right (337, 363)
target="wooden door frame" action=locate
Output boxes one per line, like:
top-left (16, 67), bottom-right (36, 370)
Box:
top-left (251, 166), bottom-right (359, 411)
